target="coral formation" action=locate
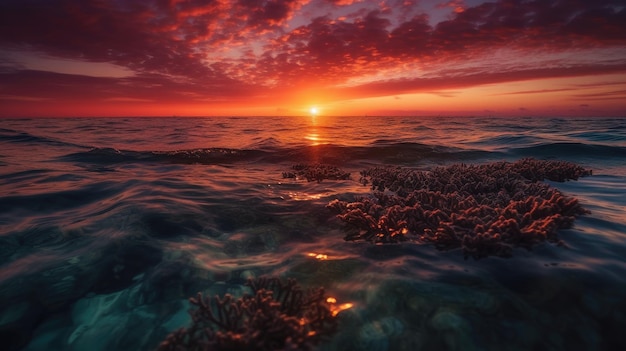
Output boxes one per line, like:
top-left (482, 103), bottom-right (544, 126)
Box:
top-left (157, 277), bottom-right (339, 351)
top-left (326, 158), bottom-right (592, 259)
top-left (283, 164), bottom-right (350, 182)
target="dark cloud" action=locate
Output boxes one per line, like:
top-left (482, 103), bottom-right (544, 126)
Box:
top-left (248, 10), bottom-right (392, 87)
top-left (0, 0), bottom-right (223, 79)
top-left (260, 0), bottom-right (626, 86)
top-left (0, 68), bottom-right (256, 104)
top-left (0, 0), bottom-right (625, 109)
top-left (388, 14), bottom-right (431, 57)
top-left (302, 11), bottom-right (390, 69)
top-left (427, 0), bottom-right (626, 55)
top-left (234, 0), bottom-right (304, 29)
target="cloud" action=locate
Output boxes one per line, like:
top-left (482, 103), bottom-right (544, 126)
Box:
top-left (572, 89), bottom-right (626, 101)
top-left (330, 62), bottom-right (626, 99)
top-left (387, 13), bottom-right (431, 56)
top-left (0, 0), bottom-right (220, 78)
top-left (0, 0), bottom-right (625, 108)
top-left (234, 0), bottom-right (307, 30)
top-left (436, 0), bottom-right (466, 13)
top-left (325, 0), bottom-right (363, 6)
top-left (496, 88), bottom-right (577, 96)
top-left (261, 0), bottom-right (626, 88)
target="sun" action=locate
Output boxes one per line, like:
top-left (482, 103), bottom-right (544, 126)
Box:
top-left (309, 106), bottom-right (319, 116)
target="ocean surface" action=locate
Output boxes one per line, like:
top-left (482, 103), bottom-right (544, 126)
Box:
top-left (1, 116), bottom-right (625, 351)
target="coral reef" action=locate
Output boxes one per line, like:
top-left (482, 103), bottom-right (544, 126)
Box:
top-left (157, 277), bottom-right (339, 351)
top-left (326, 158), bottom-right (592, 259)
top-left (283, 164), bottom-right (350, 182)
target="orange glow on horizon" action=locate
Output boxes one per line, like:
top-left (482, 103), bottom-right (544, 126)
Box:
top-left (1, 47), bottom-right (624, 118)
top-left (2, 72), bottom-right (623, 118)
top-left (1, 1), bottom-right (624, 118)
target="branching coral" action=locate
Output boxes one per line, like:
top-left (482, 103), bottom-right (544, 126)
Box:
top-left (283, 164), bottom-right (350, 182)
top-left (327, 158), bottom-right (592, 259)
top-left (157, 277), bottom-right (339, 351)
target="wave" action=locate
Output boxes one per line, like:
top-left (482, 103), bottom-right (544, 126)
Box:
top-left (509, 142), bottom-right (626, 159)
top-left (564, 131), bottom-right (626, 143)
top-left (0, 127), bottom-right (87, 149)
top-left (59, 147), bottom-right (270, 165)
top-left (0, 179), bottom-right (123, 214)
top-left (58, 142), bottom-right (498, 167)
top-left (479, 134), bottom-right (545, 147)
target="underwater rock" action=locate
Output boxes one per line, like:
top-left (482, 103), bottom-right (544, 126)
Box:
top-left (15, 226), bottom-right (67, 248)
top-left (357, 316), bottom-right (405, 351)
top-left (327, 158), bottom-right (592, 258)
top-left (212, 203), bottom-right (273, 232)
top-left (283, 164), bottom-right (351, 182)
top-left (140, 259), bottom-right (199, 303)
top-left (0, 237), bottom-right (18, 265)
top-left (429, 309), bottom-right (478, 351)
top-left (90, 240), bottom-right (162, 294)
top-left (20, 255), bottom-right (100, 313)
top-left (430, 309), bottom-right (469, 332)
top-left (64, 283), bottom-right (173, 351)
top-left (141, 212), bottom-right (204, 238)
top-left (466, 291), bottom-right (499, 315)
top-left (0, 300), bottom-right (44, 351)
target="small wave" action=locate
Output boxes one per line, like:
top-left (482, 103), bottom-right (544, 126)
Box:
top-left (481, 134), bottom-right (545, 147)
top-left (564, 131), bottom-right (626, 143)
top-left (0, 180), bottom-right (122, 214)
top-left (0, 127), bottom-right (85, 149)
top-left (155, 148), bottom-right (268, 164)
top-left (509, 142), bottom-right (626, 159)
top-left (58, 142), bottom-right (500, 167)
top-left (412, 125), bottom-right (435, 132)
top-left (59, 148), bottom-right (147, 164)
top-left (277, 142), bottom-right (496, 165)
top-left (59, 147), bottom-right (269, 165)
top-left (246, 137), bottom-right (282, 149)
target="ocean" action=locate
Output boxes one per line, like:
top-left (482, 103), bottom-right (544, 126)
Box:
top-left (1, 116), bottom-right (625, 351)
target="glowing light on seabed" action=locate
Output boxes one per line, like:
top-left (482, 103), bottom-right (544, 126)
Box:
top-left (307, 252), bottom-right (328, 260)
top-left (328, 300), bottom-right (354, 317)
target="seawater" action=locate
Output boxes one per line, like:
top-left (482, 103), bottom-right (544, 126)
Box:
top-left (1, 116), bottom-right (625, 351)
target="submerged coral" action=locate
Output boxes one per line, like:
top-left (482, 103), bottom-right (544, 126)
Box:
top-left (326, 158), bottom-right (592, 259)
top-left (283, 164), bottom-right (350, 182)
top-left (157, 277), bottom-right (339, 351)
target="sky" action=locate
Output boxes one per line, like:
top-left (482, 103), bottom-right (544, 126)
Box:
top-left (0, 0), bottom-right (625, 117)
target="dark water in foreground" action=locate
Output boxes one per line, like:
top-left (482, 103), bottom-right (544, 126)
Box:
top-left (1, 116), bottom-right (625, 351)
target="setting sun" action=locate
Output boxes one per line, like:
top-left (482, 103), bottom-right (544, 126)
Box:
top-left (309, 106), bottom-right (319, 116)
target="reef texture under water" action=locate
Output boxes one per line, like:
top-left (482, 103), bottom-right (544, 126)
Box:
top-left (326, 158), bottom-right (592, 259)
top-left (283, 164), bottom-right (351, 182)
top-left (157, 277), bottom-right (339, 351)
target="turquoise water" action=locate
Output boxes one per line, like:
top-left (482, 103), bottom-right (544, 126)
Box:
top-left (1, 116), bottom-right (625, 350)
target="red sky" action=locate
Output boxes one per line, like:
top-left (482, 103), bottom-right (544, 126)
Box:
top-left (1, 0), bottom-right (625, 117)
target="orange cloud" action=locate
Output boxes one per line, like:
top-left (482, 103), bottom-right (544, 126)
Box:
top-left (0, 0), bottom-right (625, 116)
